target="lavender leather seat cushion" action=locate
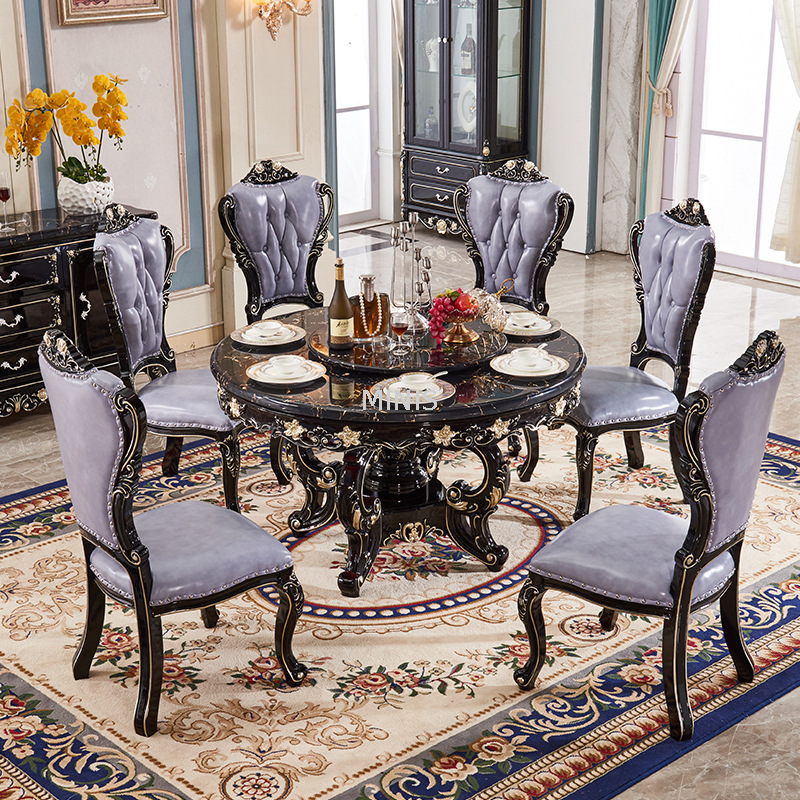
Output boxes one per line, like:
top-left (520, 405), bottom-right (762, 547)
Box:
top-left (568, 365), bottom-right (678, 428)
top-left (137, 368), bottom-right (235, 431)
top-left (89, 501), bottom-right (292, 607)
top-left (528, 505), bottom-right (735, 608)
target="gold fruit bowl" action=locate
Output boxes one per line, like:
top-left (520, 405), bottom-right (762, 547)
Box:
top-left (443, 307), bottom-right (480, 345)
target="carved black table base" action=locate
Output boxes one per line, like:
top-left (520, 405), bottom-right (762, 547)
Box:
top-left (282, 435), bottom-right (510, 597)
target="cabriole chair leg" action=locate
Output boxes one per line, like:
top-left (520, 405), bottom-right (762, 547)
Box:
top-left (719, 555), bottom-right (755, 683)
top-left (623, 430), bottom-right (644, 469)
top-left (162, 436), bottom-right (183, 477)
top-left (218, 429), bottom-right (241, 512)
top-left (574, 429), bottom-right (598, 520)
top-left (514, 576), bottom-right (547, 689)
top-left (662, 605), bottom-right (693, 741)
top-left (517, 427), bottom-right (540, 483)
top-left (134, 610), bottom-right (164, 737)
top-left (598, 607), bottom-right (619, 632)
top-left (73, 568), bottom-right (106, 680)
top-left (200, 606), bottom-right (220, 629)
top-left (273, 571), bottom-right (308, 686)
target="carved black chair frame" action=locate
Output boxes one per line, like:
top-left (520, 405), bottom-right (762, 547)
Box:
top-left (40, 330), bottom-right (306, 737)
top-left (93, 205), bottom-right (243, 514)
top-left (550, 199), bottom-right (716, 519)
top-left (515, 330), bottom-right (784, 741)
top-left (218, 159), bottom-right (335, 325)
top-left (453, 159), bottom-right (575, 315)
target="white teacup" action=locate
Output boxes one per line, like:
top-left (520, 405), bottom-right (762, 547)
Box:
top-left (398, 372), bottom-right (436, 389)
top-left (509, 312), bottom-right (544, 328)
top-left (266, 355), bottom-right (307, 378)
top-left (251, 320), bottom-right (284, 337)
top-left (509, 347), bottom-right (548, 368)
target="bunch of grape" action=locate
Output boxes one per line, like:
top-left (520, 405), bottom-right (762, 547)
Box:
top-left (428, 288), bottom-right (462, 344)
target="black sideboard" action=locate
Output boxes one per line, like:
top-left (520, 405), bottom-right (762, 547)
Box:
top-left (0, 207), bottom-right (155, 417)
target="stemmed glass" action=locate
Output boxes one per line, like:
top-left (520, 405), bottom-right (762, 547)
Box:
top-left (390, 308), bottom-right (411, 355)
top-left (0, 171), bottom-right (10, 233)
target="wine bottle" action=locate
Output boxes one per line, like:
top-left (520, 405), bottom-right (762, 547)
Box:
top-left (460, 23), bottom-right (475, 76)
top-left (328, 258), bottom-right (354, 351)
top-left (423, 106), bottom-right (439, 140)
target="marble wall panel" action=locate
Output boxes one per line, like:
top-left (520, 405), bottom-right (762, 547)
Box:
top-left (600, 0), bottom-right (644, 254)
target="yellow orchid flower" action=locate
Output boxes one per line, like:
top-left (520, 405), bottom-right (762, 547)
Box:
top-left (92, 74), bottom-right (111, 95)
top-left (23, 88), bottom-right (48, 111)
top-left (107, 73), bottom-right (128, 85)
top-left (46, 90), bottom-right (72, 110)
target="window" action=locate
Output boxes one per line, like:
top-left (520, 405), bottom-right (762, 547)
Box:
top-left (690, 0), bottom-right (797, 279)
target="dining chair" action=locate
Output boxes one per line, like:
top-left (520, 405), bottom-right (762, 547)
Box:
top-left (218, 159), bottom-right (335, 324)
top-left (38, 329), bottom-right (307, 737)
top-left (93, 205), bottom-right (242, 516)
top-left (453, 158), bottom-right (574, 314)
top-left (555, 198), bottom-right (716, 519)
top-left (514, 330), bottom-right (785, 741)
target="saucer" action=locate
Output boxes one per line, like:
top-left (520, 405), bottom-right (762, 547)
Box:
top-left (246, 358), bottom-right (326, 386)
top-left (490, 351), bottom-right (569, 378)
top-left (370, 376), bottom-right (455, 406)
top-left (232, 322), bottom-right (305, 347)
top-left (503, 314), bottom-right (561, 338)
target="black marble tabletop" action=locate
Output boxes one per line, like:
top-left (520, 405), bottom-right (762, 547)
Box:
top-left (212, 308), bottom-right (585, 432)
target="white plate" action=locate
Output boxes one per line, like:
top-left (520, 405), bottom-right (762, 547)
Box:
top-left (231, 322), bottom-right (306, 347)
top-left (457, 80), bottom-right (477, 134)
top-left (490, 351), bottom-right (569, 378)
top-left (503, 314), bottom-right (561, 337)
top-left (370, 377), bottom-right (456, 405)
top-left (246, 358), bottom-right (326, 387)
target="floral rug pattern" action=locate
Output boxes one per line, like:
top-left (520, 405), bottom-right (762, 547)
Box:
top-left (1, 429), bottom-right (800, 799)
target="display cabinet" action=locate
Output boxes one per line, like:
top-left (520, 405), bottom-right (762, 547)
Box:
top-left (0, 207), bottom-right (154, 417)
top-left (402, 0), bottom-right (533, 233)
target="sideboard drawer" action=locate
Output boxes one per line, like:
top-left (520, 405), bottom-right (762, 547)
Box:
top-left (0, 250), bottom-right (60, 294)
top-left (408, 155), bottom-right (477, 185)
top-left (408, 181), bottom-right (458, 212)
top-left (0, 340), bottom-right (40, 386)
top-left (0, 295), bottom-right (62, 343)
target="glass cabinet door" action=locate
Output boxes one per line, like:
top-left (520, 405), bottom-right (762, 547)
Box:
top-left (450, 0), bottom-right (478, 149)
top-left (413, 0), bottom-right (441, 143)
top-left (496, 0), bottom-right (523, 145)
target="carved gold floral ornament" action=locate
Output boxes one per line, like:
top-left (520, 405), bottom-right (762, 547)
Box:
top-left (433, 425), bottom-right (455, 446)
top-left (283, 419), bottom-right (306, 440)
top-left (254, 0), bottom-right (313, 40)
top-left (339, 427), bottom-right (361, 448)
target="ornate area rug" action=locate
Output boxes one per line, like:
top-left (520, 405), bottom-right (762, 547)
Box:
top-left (2, 428), bottom-right (800, 800)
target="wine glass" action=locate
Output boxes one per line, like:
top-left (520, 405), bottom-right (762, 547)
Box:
top-left (0, 171), bottom-right (10, 233)
top-left (390, 308), bottom-right (411, 355)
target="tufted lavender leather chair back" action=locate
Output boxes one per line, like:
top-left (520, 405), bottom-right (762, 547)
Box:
top-left (38, 331), bottom-right (138, 551)
top-left (684, 332), bottom-right (785, 553)
top-left (94, 207), bottom-right (172, 379)
top-left (455, 160), bottom-right (574, 314)
top-left (219, 161), bottom-right (334, 324)
top-left (630, 199), bottom-right (716, 397)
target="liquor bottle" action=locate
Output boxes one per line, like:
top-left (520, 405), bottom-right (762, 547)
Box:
top-left (329, 374), bottom-right (355, 404)
top-left (460, 23), bottom-right (476, 76)
top-left (423, 106), bottom-right (439, 140)
top-left (328, 258), bottom-right (354, 351)
top-left (351, 274), bottom-right (389, 340)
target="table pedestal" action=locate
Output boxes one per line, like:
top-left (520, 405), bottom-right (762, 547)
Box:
top-left (286, 439), bottom-right (510, 597)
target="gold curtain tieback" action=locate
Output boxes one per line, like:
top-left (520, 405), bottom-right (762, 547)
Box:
top-left (647, 72), bottom-right (673, 118)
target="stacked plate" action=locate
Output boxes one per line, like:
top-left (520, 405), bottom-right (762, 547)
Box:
top-left (490, 346), bottom-right (569, 378)
top-left (232, 319), bottom-right (305, 347)
top-left (503, 311), bottom-right (560, 338)
top-left (245, 354), bottom-right (325, 387)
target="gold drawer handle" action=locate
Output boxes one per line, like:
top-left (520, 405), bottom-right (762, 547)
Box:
top-left (435, 166), bottom-right (450, 174)
top-left (0, 271), bottom-right (20, 285)
top-left (436, 193), bottom-right (451, 202)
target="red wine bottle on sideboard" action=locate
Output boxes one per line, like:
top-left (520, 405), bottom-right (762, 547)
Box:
top-left (328, 258), bottom-right (354, 351)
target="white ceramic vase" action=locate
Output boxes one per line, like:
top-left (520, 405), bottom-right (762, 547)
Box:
top-left (57, 176), bottom-right (115, 216)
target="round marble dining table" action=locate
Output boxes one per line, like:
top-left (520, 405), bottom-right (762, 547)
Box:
top-left (212, 307), bottom-right (585, 597)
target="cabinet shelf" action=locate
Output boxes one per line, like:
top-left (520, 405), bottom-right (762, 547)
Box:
top-left (403, 0), bottom-right (532, 232)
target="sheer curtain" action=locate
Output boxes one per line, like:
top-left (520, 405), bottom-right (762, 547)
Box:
top-left (639, 0), bottom-right (695, 217)
top-left (770, 0), bottom-right (800, 263)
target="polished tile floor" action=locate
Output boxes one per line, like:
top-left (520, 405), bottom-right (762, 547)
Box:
top-left (2, 228), bottom-right (800, 798)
